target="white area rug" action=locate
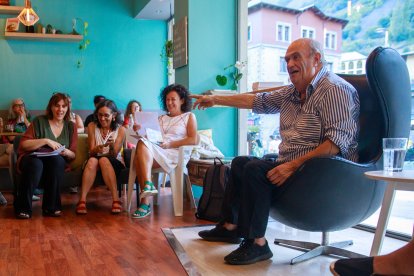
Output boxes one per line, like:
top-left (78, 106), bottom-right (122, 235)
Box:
top-left (163, 220), bottom-right (406, 276)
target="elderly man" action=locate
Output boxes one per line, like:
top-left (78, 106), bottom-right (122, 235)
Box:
top-left (191, 38), bottom-right (360, 265)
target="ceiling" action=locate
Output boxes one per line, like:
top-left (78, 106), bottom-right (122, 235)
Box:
top-left (135, 0), bottom-right (174, 20)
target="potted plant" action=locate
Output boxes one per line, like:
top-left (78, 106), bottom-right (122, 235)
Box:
top-left (160, 40), bottom-right (173, 75)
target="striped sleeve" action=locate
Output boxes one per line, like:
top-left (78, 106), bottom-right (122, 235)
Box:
top-left (318, 84), bottom-right (359, 158)
top-left (252, 87), bottom-right (289, 114)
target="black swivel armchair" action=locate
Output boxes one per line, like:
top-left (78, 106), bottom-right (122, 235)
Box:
top-left (269, 47), bottom-right (411, 264)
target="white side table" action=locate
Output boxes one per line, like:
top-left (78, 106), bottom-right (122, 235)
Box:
top-left (364, 170), bottom-right (414, 256)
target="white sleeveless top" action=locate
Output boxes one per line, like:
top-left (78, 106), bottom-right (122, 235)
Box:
top-left (159, 112), bottom-right (191, 142)
top-left (93, 123), bottom-right (123, 162)
top-left (138, 112), bottom-right (194, 174)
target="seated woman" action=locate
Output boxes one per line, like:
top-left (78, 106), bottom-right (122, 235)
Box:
top-left (132, 84), bottom-right (197, 219)
top-left (14, 93), bottom-right (77, 219)
top-left (76, 100), bottom-right (126, 215)
top-left (0, 98), bottom-right (32, 165)
top-left (123, 100), bottom-right (142, 148)
top-left (123, 100), bottom-right (142, 129)
top-left (67, 95), bottom-right (85, 133)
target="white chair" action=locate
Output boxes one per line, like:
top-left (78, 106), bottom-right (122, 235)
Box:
top-left (125, 129), bottom-right (197, 216)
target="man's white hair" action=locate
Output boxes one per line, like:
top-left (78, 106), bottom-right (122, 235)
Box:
top-left (308, 39), bottom-right (326, 65)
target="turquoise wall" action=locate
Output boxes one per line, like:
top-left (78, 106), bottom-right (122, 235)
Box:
top-left (176, 0), bottom-right (238, 157)
top-left (0, 0), bottom-right (167, 111)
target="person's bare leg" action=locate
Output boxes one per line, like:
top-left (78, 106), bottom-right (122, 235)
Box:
top-left (79, 158), bottom-right (99, 202)
top-left (134, 141), bottom-right (154, 191)
top-left (374, 239), bottom-right (414, 275)
top-left (99, 157), bottom-right (120, 202)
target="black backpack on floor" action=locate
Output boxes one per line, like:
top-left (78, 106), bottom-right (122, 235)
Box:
top-left (195, 158), bottom-right (230, 222)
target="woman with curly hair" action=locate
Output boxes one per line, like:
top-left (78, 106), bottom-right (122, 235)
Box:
top-left (132, 84), bottom-right (198, 218)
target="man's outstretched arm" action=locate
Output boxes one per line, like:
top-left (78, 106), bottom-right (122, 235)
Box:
top-left (190, 93), bottom-right (256, 110)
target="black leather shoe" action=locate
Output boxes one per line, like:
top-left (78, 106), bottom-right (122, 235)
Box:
top-left (224, 239), bottom-right (273, 265)
top-left (198, 224), bottom-right (242, 244)
top-left (330, 257), bottom-right (374, 276)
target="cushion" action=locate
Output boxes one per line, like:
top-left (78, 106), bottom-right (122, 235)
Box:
top-left (198, 129), bottom-right (212, 139)
top-left (70, 133), bottom-right (89, 170)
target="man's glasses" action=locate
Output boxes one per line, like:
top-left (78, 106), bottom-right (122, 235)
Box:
top-left (13, 103), bottom-right (24, 108)
top-left (97, 113), bottom-right (113, 119)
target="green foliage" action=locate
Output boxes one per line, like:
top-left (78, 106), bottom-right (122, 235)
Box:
top-left (378, 16), bottom-right (390, 28)
top-left (365, 26), bottom-right (383, 39)
top-left (76, 19), bottom-right (89, 68)
top-left (272, 0), bottom-right (414, 52)
top-left (248, 125), bottom-right (260, 133)
top-left (160, 40), bottom-right (174, 76)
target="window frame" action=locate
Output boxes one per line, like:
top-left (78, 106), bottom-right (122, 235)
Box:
top-left (301, 26), bottom-right (316, 39)
top-left (279, 56), bottom-right (288, 73)
top-left (324, 30), bottom-right (337, 50)
top-left (276, 21), bottom-right (291, 42)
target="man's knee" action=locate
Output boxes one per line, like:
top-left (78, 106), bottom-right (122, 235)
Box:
top-left (231, 156), bottom-right (256, 170)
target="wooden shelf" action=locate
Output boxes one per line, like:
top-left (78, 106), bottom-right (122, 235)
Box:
top-left (0, 5), bottom-right (24, 14)
top-left (4, 32), bottom-right (83, 42)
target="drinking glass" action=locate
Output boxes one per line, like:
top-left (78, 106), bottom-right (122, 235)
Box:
top-left (383, 138), bottom-right (408, 172)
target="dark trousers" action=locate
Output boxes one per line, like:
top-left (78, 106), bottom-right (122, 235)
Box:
top-left (14, 155), bottom-right (66, 215)
top-left (221, 156), bottom-right (287, 239)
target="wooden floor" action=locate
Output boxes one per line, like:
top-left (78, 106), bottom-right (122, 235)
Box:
top-left (0, 186), bottom-right (208, 275)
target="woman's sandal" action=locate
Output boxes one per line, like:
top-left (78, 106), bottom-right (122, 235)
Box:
top-left (42, 210), bottom-right (62, 217)
top-left (76, 201), bottom-right (87, 215)
top-left (132, 203), bottom-right (151, 219)
top-left (16, 212), bottom-right (30, 219)
top-left (140, 181), bottom-right (158, 199)
top-left (111, 200), bottom-right (122, 214)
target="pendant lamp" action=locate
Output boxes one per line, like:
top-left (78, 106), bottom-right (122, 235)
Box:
top-left (17, 0), bottom-right (39, 26)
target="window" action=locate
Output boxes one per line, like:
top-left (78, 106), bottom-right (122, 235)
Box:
top-left (247, 24), bottom-right (251, 42)
top-left (244, 0), bottom-right (414, 239)
top-left (324, 31), bottom-right (337, 50)
top-left (326, 62), bottom-right (333, 71)
top-left (356, 60), bottom-right (363, 74)
top-left (276, 22), bottom-right (291, 42)
top-left (301, 26), bottom-right (315, 39)
top-left (279, 57), bottom-right (287, 73)
top-left (348, 61), bottom-right (354, 74)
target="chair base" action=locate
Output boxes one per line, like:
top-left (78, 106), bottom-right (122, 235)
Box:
top-left (274, 238), bottom-right (367, 264)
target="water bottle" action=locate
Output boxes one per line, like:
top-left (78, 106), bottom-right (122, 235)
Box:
top-left (128, 114), bottom-right (134, 129)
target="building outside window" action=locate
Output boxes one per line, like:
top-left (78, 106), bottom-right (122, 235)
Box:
top-left (324, 31), bottom-right (337, 50)
top-left (356, 60), bottom-right (363, 74)
top-left (279, 57), bottom-right (287, 73)
top-left (348, 61), bottom-right (354, 74)
top-left (246, 1), bottom-right (414, 238)
top-left (301, 26), bottom-right (315, 39)
top-left (247, 24), bottom-right (251, 42)
top-left (276, 22), bottom-right (291, 42)
top-left (326, 62), bottom-right (333, 71)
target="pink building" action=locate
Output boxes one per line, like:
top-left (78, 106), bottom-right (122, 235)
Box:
top-left (247, 1), bottom-right (348, 88)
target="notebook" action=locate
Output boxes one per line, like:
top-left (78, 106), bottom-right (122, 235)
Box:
top-left (134, 111), bottom-right (163, 144)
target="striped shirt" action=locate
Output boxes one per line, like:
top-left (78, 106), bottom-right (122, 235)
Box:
top-left (253, 66), bottom-right (359, 163)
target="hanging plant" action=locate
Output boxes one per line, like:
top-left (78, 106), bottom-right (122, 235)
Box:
top-left (73, 18), bottom-right (90, 68)
top-left (160, 40), bottom-right (174, 75)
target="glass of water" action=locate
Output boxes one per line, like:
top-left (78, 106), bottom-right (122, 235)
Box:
top-left (383, 138), bottom-right (408, 172)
